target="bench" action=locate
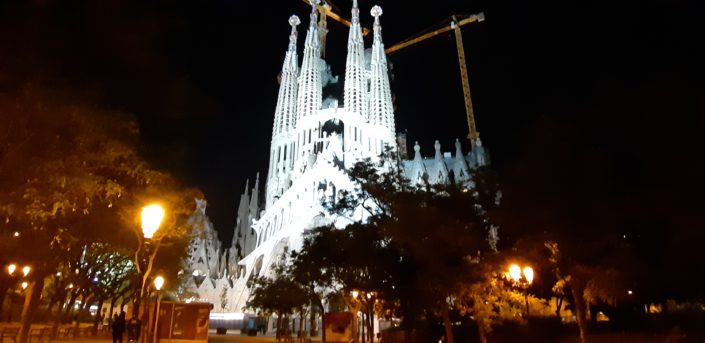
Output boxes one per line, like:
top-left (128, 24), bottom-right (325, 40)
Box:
top-left (28, 328), bottom-right (50, 343)
top-left (0, 327), bottom-right (20, 343)
top-left (55, 327), bottom-right (74, 340)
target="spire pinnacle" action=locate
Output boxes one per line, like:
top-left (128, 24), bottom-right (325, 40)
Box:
top-left (434, 140), bottom-right (442, 161)
top-left (371, 5), bottom-right (383, 39)
top-left (368, 4), bottom-right (395, 136)
top-left (296, 0), bottom-right (323, 122)
top-left (413, 141), bottom-right (422, 161)
top-left (309, 0), bottom-right (320, 27)
top-left (344, 0), bottom-right (366, 118)
top-left (455, 138), bottom-right (464, 158)
top-left (288, 15), bottom-right (300, 51)
top-left (351, 0), bottom-right (360, 24)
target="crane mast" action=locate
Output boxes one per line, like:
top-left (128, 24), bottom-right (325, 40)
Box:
top-left (451, 16), bottom-right (479, 141)
top-left (386, 12), bottom-right (485, 142)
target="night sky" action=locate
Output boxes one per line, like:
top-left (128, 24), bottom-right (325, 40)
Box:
top-left (1, 0), bottom-right (703, 258)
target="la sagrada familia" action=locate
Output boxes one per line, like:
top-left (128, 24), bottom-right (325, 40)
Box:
top-left (180, 1), bottom-right (489, 313)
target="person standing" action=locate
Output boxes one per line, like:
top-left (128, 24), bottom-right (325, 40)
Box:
top-left (127, 313), bottom-right (142, 342)
top-left (112, 313), bottom-right (126, 343)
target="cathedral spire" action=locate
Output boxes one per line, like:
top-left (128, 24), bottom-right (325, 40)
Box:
top-left (296, 0), bottom-right (323, 122)
top-left (368, 5), bottom-right (395, 136)
top-left (343, 0), bottom-right (367, 118)
top-left (249, 172), bottom-right (260, 221)
top-left (273, 15), bottom-right (301, 137)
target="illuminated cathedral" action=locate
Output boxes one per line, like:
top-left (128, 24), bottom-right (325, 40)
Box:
top-left (180, 1), bottom-right (489, 316)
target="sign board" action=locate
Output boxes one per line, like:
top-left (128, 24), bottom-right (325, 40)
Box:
top-left (156, 301), bottom-right (212, 343)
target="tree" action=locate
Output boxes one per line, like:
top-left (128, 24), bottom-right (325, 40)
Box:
top-left (245, 266), bottom-right (308, 340)
top-left (290, 223), bottom-right (401, 342)
top-left (0, 85), bottom-right (200, 343)
top-left (317, 152), bottom-right (504, 343)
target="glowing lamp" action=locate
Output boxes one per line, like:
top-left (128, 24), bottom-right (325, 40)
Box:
top-left (523, 266), bottom-right (534, 284)
top-left (154, 276), bottom-right (165, 291)
top-left (509, 264), bottom-right (521, 282)
top-left (351, 290), bottom-right (359, 299)
top-left (7, 264), bottom-right (16, 275)
top-left (22, 266), bottom-right (30, 277)
top-left (141, 204), bottom-right (165, 239)
top-left (21, 282), bottom-right (28, 290)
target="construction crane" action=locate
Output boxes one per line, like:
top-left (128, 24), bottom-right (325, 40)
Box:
top-left (298, 0), bottom-right (370, 57)
top-left (386, 12), bottom-right (485, 142)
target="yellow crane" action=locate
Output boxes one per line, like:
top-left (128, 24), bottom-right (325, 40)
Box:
top-left (386, 12), bottom-right (485, 141)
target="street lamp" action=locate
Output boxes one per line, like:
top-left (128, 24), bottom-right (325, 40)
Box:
top-left (137, 204), bottom-right (165, 298)
top-left (350, 291), bottom-right (361, 342)
top-left (136, 204), bottom-right (165, 343)
top-left (7, 264), bottom-right (16, 275)
top-left (141, 205), bottom-right (165, 239)
top-left (22, 266), bottom-right (30, 277)
top-left (509, 264), bottom-right (522, 282)
top-left (507, 264), bottom-right (535, 316)
top-left (523, 266), bottom-right (534, 285)
top-left (152, 276), bottom-right (165, 343)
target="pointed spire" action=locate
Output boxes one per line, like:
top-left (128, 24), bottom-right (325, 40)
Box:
top-left (249, 173), bottom-right (260, 220)
top-left (413, 141), bottom-right (422, 161)
top-left (273, 15), bottom-right (300, 137)
top-left (455, 138), bottom-right (464, 159)
top-left (454, 138), bottom-right (469, 180)
top-left (434, 140), bottom-right (442, 161)
top-left (343, 0), bottom-right (367, 118)
top-left (410, 141), bottom-right (427, 186)
top-left (296, 0), bottom-right (323, 122)
top-left (368, 5), bottom-right (395, 136)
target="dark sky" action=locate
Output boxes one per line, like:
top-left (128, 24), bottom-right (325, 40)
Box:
top-left (1, 0), bottom-right (703, 260)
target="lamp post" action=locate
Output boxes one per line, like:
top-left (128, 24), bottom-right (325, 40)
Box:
top-left (351, 291), bottom-right (360, 342)
top-left (6, 264), bottom-right (17, 322)
top-left (152, 276), bottom-right (164, 343)
top-left (137, 204), bottom-right (165, 301)
top-left (365, 292), bottom-right (377, 343)
top-left (6, 264), bottom-right (29, 323)
top-left (508, 264), bottom-right (534, 317)
top-left (136, 204), bottom-right (164, 343)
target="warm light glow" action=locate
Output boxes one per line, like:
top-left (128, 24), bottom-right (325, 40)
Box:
top-left (509, 264), bottom-right (521, 282)
top-left (523, 266), bottom-right (534, 284)
top-left (21, 282), bottom-right (28, 290)
top-left (627, 290), bottom-right (633, 295)
top-left (7, 264), bottom-right (17, 275)
top-left (67, 283), bottom-right (74, 289)
top-left (141, 204), bottom-right (165, 239)
top-left (366, 292), bottom-right (372, 299)
top-left (351, 290), bottom-right (359, 299)
top-left (13, 231), bottom-right (20, 237)
top-left (154, 276), bottom-right (165, 291)
top-left (22, 266), bottom-right (30, 277)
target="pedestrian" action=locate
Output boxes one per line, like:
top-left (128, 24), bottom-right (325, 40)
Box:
top-left (111, 313), bottom-right (126, 343)
top-left (127, 313), bottom-right (142, 342)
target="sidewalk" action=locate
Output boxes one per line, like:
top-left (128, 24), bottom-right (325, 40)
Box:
top-left (46, 332), bottom-right (282, 343)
